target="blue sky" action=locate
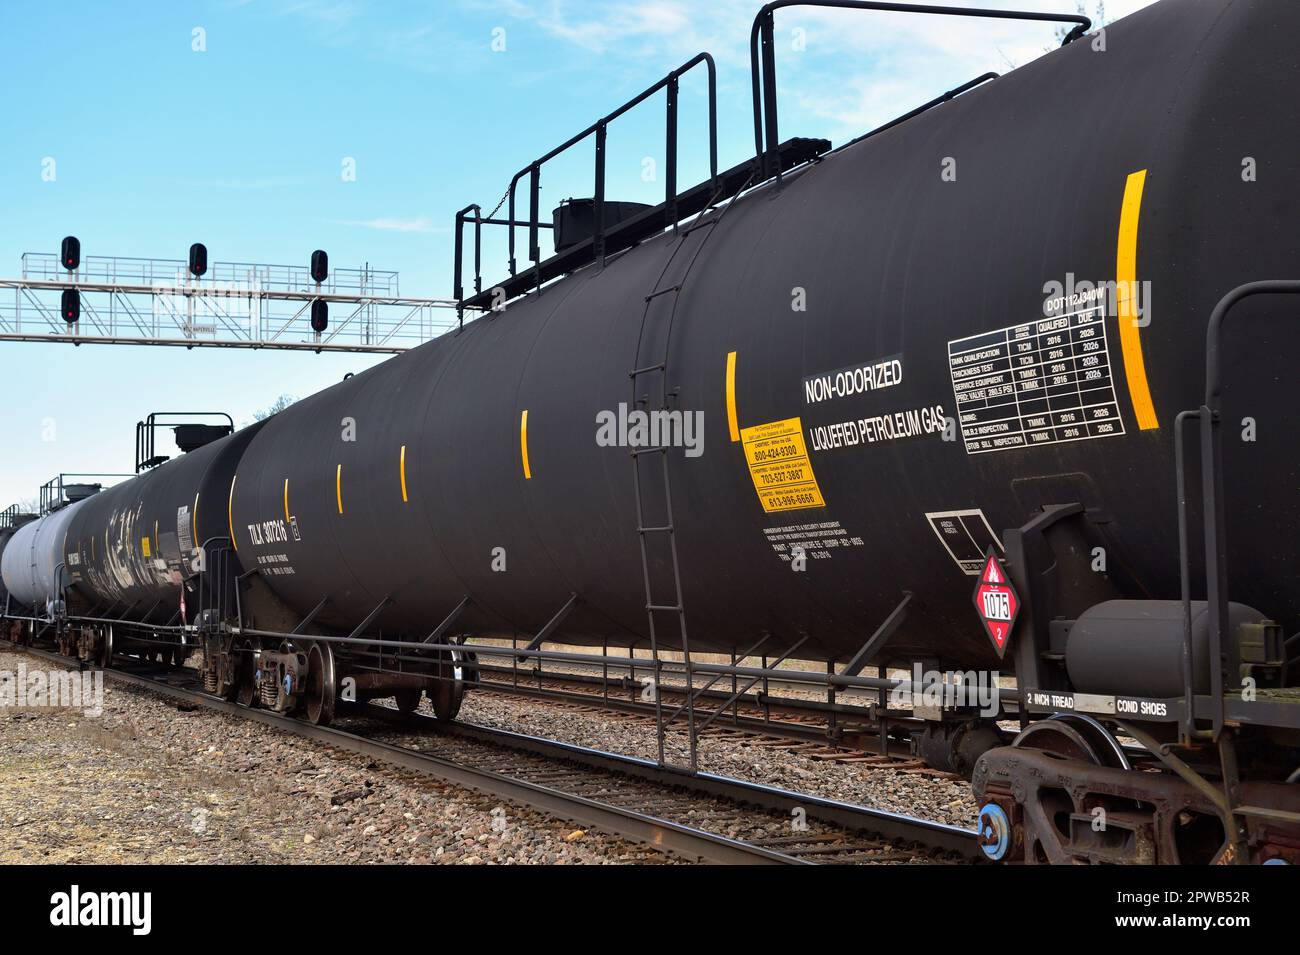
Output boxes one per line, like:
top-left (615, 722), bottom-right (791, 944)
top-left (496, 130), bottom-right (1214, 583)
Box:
top-left (0, 0), bottom-right (1149, 507)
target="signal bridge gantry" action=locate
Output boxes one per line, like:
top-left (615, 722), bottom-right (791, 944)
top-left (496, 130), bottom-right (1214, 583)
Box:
top-left (0, 251), bottom-right (461, 354)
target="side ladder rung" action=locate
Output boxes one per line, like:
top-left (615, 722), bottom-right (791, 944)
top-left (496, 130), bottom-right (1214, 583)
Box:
top-left (646, 603), bottom-right (683, 612)
top-left (644, 285), bottom-right (681, 302)
top-left (638, 524), bottom-right (674, 533)
top-left (630, 446), bottom-right (671, 457)
top-left (629, 362), bottom-right (666, 378)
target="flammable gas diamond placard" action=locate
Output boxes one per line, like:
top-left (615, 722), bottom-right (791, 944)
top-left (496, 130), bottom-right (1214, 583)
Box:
top-left (972, 548), bottom-right (1018, 659)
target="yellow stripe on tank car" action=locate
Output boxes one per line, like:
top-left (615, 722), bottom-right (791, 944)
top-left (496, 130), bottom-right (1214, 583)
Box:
top-left (228, 475), bottom-right (238, 552)
top-left (520, 410), bottom-right (531, 480)
top-left (1116, 169), bottom-right (1159, 430)
top-left (193, 492), bottom-right (199, 547)
top-left (283, 479), bottom-right (290, 523)
top-left (336, 465), bottom-right (344, 514)
top-left (400, 445), bottom-right (409, 502)
top-left (725, 351), bottom-right (739, 442)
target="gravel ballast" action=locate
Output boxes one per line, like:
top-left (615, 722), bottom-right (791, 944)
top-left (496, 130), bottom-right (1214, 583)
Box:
top-left (0, 650), bottom-right (670, 865)
top-left (455, 691), bottom-right (979, 828)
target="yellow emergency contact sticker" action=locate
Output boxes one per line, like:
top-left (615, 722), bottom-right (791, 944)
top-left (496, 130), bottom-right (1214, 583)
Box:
top-left (740, 417), bottom-right (826, 513)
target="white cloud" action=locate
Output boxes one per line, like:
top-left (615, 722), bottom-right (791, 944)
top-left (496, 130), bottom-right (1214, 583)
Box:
top-left (751, 1), bottom-right (1160, 137)
top-left (487, 0), bottom-right (756, 60)
top-left (487, 0), bottom-right (1162, 135)
top-left (268, 0), bottom-right (362, 31)
top-left (335, 216), bottom-right (442, 233)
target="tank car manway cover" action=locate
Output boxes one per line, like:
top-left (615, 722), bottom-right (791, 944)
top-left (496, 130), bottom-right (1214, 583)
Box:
top-left (972, 549), bottom-right (1019, 659)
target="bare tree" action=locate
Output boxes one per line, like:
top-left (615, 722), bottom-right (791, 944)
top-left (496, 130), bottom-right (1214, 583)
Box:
top-left (253, 394), bottom-right (297, 422)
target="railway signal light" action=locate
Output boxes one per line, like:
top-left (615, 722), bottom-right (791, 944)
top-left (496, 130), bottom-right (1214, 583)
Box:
top-left (311, 299), bottom-right (328, 333)
top-left (310, 249), bottom-right (328, 285)
top-left (61, 288), bottom-right (80, 323)
top-left (188, 243), bottom-right (208, 278)
top-left (61, 236), bottom-right (80, 271)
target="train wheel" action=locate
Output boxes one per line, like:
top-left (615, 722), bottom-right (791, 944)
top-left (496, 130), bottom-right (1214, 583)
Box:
top-left (427, 650), bottom-right (465, 722)
top-left (1012, 714), bottom-right (1129, 770)
top-left (304, 642), bottom-right (336, 726)
top-left (99, 625), bottom-right (114, 669)
top-left (999, 716), bottom-right (1165, 863)
top-left (395, 688), bottom-right (422, 715)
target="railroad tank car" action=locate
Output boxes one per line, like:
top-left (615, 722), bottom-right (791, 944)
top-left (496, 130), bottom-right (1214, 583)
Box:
top-left (0, 525), bottom-right (18, 609)
top-left (4, 0), bottom-right (1298, 863)
top-left (44, 424), bottom-right (270, 664)
top-left (0, 525), bottom-right (17, 641)
top-left (61, 424), bottom-right (265, 621)
top-left (1, 500), bottom-right (88, 617)
top-left (226, 0), bottom-right (1298, 675)
top-left (0, 522), bottom-right (29, 633)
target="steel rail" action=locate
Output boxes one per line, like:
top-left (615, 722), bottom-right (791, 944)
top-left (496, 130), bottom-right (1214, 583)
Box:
top-left (397, 709), bottom-right (982, 859)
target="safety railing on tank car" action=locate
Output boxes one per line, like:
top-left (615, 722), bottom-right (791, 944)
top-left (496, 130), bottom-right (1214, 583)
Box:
top-left (1174, 280), bottom-right (1300, 743)
top-left (454, 3), bottom-right (1096, 321)
top-left (0, 504), bottom-right (31, 528)
top-left (453, 52), bottom-right (719, 322)
top-left (135, 411), bottom-right (234, 473)
top-left (38, 473), bottom-right (130, 515)
top-left (749, 1), bottom-right (1091, 184)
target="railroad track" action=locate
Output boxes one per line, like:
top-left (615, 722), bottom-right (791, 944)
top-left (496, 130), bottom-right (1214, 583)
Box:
top-left (470, 677), bottom-right (950, 773)
top-left (470, 666), bottom-right (954, 771)
top-left (10, 643), bottom-right (980, 864)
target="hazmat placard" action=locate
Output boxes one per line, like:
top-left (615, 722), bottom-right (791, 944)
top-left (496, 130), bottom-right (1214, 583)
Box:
top-left (973, 549), bottom-right (1019, 658)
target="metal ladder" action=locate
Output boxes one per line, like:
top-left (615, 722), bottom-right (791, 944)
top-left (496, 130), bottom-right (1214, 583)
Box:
top-left (629, 175), bottom-right (754, 771)
top-left (1172, 279), bottom-right (1300, 861)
